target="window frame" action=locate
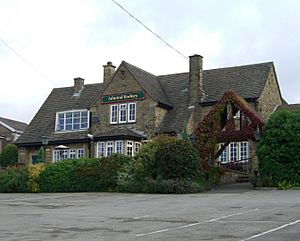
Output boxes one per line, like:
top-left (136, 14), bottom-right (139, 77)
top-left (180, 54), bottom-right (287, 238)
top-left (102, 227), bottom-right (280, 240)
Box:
top-left (97, 142), bottom-right (105, 158)
top-left (55, 109), bottom-right (89, 132)
top-left (110, 105), bottom-right (118, 124)
top-left (128, 103), bottom-right (136, 123)
top-left (106, 141), bottom-right (114, 157)
top-left (115, 140), bottom-right (124, 154)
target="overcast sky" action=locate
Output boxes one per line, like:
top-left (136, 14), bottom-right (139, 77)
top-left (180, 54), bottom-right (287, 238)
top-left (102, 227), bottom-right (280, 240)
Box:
top-left (1, 0), bottom-right (300, 123)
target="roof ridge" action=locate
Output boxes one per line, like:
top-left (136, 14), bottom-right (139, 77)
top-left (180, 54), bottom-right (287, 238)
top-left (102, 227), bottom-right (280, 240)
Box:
top-left (0, 116), bottom-right (28, 125)
top-left (123, 61), bottom-right (157, 77)
top-left (204, 61), bottom-right (273, 72)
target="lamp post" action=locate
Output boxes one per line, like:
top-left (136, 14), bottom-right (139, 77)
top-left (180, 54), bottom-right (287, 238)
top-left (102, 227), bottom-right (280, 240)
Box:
top-left (40, 135), bottom-right (49, 163)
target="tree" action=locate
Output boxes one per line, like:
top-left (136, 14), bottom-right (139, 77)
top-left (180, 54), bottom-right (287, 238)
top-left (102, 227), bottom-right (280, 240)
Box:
top-left (0, 144), bottom-right (18, 167)
top-left (256, 109), bottom-right (300, 186)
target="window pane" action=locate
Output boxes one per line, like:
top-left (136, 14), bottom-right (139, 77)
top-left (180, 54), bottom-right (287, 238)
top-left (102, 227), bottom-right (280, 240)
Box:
top-left (97, 142), bottom-right (105, 158)
top-left (219, 144), bottom-right (228, 163)
top-left (134, 142), bottom-right (141, 155)
top-left (77, 149), bottom-right (84, 158)
top-left (61, 150), bottom-right (68, 160)
top-left (119, 104), bottom-right (127, 123)
top-left (73, 111), bottom-right (80, 130)
top-left (127, 141), bottom-right (133, 156)
top-left (58, 113), bottom-right (65, 131)
top-left (110, 105), bottom-right (118, 123)
top-left (80, 111), bottom-right (88, 129)
top-left (128, 103), bottom-right (136, 122)
top-left (240, 142), bottom-right (248, 161)
top-left (69, 149), bottom-right (76, 159)
top-left (230, 142), bottom-right (238, 162)
top-left (106, 141), bottom-right (114, 156)
top-left (66, 112), bottom-right (73, 130)
top-left (115, 141), bottom-right (123, 154)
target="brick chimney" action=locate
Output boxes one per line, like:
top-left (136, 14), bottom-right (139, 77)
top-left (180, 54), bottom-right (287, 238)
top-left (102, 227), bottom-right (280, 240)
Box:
top-left (189, 54), bottom-right (203, 106)
top-left (73, 77), bottom-right (84, 96)
top-left (103, 61), bottom-right (116, 83)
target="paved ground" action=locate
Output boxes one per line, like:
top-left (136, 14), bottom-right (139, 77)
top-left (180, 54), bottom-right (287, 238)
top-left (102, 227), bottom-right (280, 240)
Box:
top-left (0, 183), bottom-right (299, 241)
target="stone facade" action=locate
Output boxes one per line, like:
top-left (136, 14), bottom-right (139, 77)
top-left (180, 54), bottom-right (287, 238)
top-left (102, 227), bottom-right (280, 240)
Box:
top-left (92, 63), bottom-right (159, 137)
top-left (257, 67), bottom-right (283, 120)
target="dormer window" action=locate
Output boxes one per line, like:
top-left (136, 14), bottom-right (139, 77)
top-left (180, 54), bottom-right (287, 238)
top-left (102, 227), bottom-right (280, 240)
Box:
top-left (56, 110), bottom-right (89, 132)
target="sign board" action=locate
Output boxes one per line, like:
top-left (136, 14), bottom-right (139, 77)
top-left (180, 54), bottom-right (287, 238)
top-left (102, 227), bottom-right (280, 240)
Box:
top-left (102, 92), bottom-right (145, 103)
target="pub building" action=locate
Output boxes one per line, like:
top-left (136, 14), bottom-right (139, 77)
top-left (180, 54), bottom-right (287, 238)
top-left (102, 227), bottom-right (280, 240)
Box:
top-left (16, 55), bottom-right (284, 167)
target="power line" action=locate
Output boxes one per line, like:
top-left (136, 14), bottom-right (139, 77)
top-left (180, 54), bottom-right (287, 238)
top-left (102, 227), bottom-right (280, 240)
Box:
top-left (0, 38), bottom-right (57, 86)
top-left (111, 0), bottom-right (188, 60)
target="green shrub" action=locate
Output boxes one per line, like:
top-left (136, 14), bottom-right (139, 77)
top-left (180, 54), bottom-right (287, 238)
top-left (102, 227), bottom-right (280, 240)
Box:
top-left (0, 166), bottom-right (29, 192)
top-left (74, 154), bottom-right (132, 192)
top-left (204, 166), bottom-right (223, 188)
top-left (135, 136), bottom-right (201, 180)
top-left (117, 136), bottom-right (204, 193)
top-left (38, 159), bottom-right (85, 192)
top-left (38, 155), bottom-right (132, 192)
top-left (257, 110), bottom-right (300, 186)
top-left (0, 144), bottom-right (18, 167)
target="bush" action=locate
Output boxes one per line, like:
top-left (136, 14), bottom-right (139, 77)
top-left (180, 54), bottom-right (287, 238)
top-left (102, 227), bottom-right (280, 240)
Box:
top-left (136, 136), bottom-right (201, 180)
top-left (38, 159), bottom-right (79, 192)
top-left (0, 144), bottom-right (18, 167)
top-left (27, 163), bottom-right (46, 192)
top-left (0, 166), bottom-right (29, 192)
top-left (257, 110), bottom-right (300, 186)
top-left (117, 136), bottom-right (204, 193)
top-left (74, 154), bottom-right (132, 192)
top-left (38, 155), bottom-right (132, 192)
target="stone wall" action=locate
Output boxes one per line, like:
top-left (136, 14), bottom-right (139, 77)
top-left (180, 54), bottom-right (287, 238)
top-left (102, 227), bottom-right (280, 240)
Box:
top-left (257, 67), bottom-right (283, 120)
top-left (92, 63), bottom-right (159, 137)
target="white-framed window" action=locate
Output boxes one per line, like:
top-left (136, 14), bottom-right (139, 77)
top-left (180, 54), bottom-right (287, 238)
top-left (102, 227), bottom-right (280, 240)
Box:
top-left (110, 105), bottom-right (118, 124)
top-left (69, 149), bottom-right (76, 159)
top-left (96, 140), bottom-right (141, 158)
top-left (134, 142), bottom-right (141, 155)
top-left (110, 103), bottom-right (136, 124)
top-left (77, 149), bottom-right (85, 158)
top-left (106, 141), bottom-right (114, 157)
top-left (128, 103), bottom-right (136, 122)
top-left (53, 150), bottom-right (61, 162)
top-left (219, 142), bottom-right (249, 163)
top-left (219, 145), bottom-right (227, 163)
top-left (229, 142), bottom-right (238, 161)
top-left (56, 110), bottom-right (89, 132)
top-left (127, 141), bottom-right (133, 156)
top-left (115, 140), bottom-right (124, 154)
top-left (240, 142), bottom-right (248, 161)
top-left (97, 142), bottom-right (105, 158)
top-left (119, 104), bottom-right (127, 123)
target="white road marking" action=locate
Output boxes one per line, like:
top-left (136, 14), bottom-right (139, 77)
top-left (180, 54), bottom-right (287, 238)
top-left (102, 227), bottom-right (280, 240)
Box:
top-left (133, 215), bottom-right (150, 220)
top-left (240, 219), bottom-right (300, 241)
top-left (136, 208), bottom-right (259, 237)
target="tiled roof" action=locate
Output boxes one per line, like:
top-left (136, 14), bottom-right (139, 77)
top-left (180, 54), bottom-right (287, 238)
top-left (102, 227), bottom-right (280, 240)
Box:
top-left (202, 62), bottom-right (273, 103)
top-left (0, 117), bottom-right (28, 132)
top-left (94, 127), bottom-right (147, 141)
top-left (157, 62), bottom-right (273, 133)
top-left (123, 61), bottom-right (172, 108)
top-left (157, 73), bottom-right (191, 133)
top-left (16, 83), bottom-right (103, 145)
